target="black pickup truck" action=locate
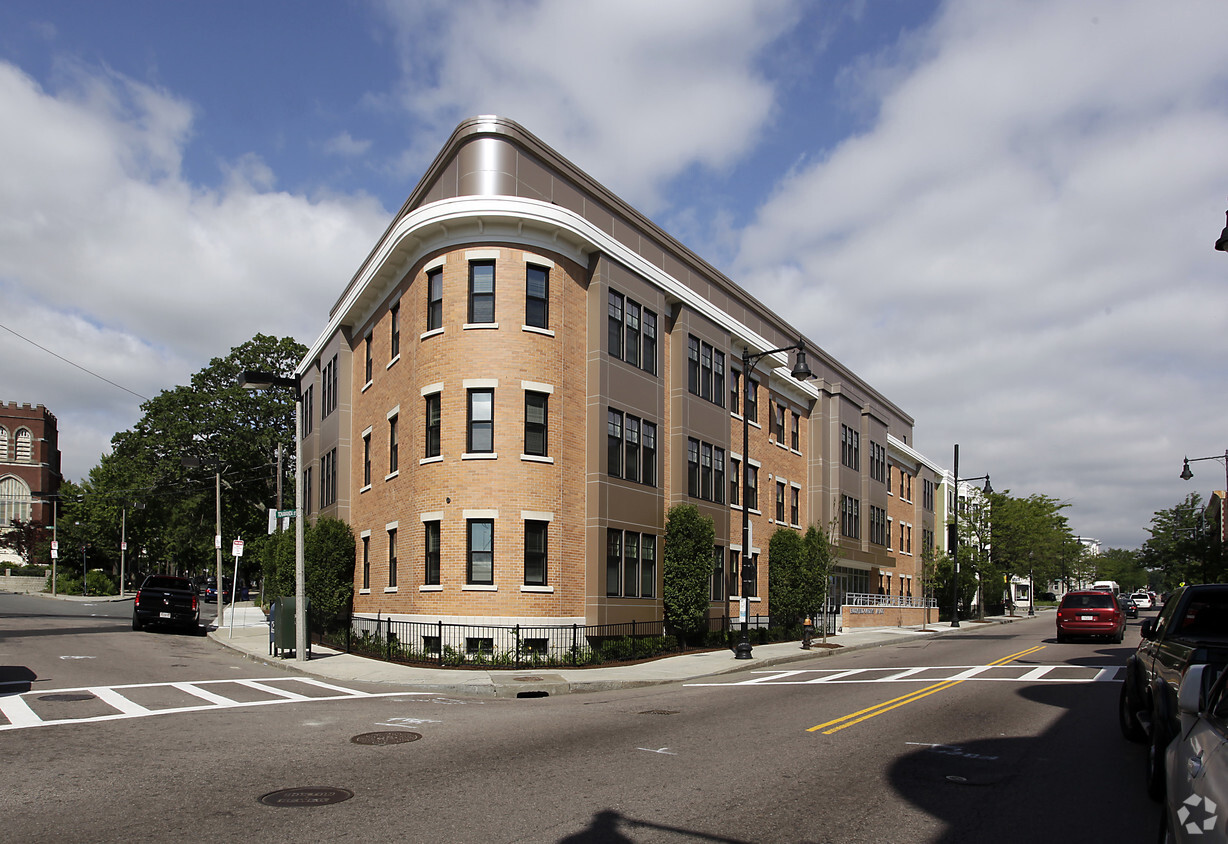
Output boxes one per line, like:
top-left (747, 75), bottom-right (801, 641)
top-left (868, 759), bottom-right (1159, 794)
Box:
top-left (1119, 583), bottom-right (1228, 798)
top-left (132, 575), bottom-right (200, 632)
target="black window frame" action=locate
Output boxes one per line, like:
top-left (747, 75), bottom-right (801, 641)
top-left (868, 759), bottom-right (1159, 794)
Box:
top-left (468, 260), bottom-right (495, 324)
top-left (426, 268), bottom-right (443, 331)
top-left (467, 518), bottom-right (494, 585)
top-left (425, 393), bottom-right (441, 458)
top-left (525, 264), bottom-right (549, 329)
top-left (467, 388), bottom-right (494, 453)
top-left (524, 391), bottom-right (548, 457)
top-left (424, 521), bottom-right (441, 586)
top-left (524, 520), bottom-right (548, 586)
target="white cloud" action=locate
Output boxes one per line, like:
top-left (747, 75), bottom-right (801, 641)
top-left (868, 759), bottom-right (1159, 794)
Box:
top-left (378, 0), bottom-right (803, 213)
top-left (734, 0), bottom-right (1228, 547)
top-left (323, 131), bottom-right (372, 157)
top-left (0, 61), bottom-right (390, 480)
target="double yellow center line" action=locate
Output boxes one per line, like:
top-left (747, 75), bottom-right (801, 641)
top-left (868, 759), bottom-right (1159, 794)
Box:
top-left (807, 645), bottom-right (1046, 735)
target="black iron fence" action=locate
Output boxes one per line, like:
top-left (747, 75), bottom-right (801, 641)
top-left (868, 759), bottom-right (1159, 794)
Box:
top-left (315, 613), bottom-right (765, 670)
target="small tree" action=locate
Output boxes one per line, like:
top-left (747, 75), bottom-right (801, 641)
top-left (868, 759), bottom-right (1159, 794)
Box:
top-left (306, 517), bottom-right (355, 631)
top-left (768, 528), bottom-right (804, 630)
top-left (663, 504), bottom-right (715, 643)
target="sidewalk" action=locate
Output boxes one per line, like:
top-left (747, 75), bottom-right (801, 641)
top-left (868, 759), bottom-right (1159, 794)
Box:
top-left (207, 603), bottom-right (1051, 698)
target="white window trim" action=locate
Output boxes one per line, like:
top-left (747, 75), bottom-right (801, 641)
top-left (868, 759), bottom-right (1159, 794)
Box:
top-left (387, 354), bottom-right (401, 370)
top-left (463, 322), bottom-right (500, 330)
top-left (421, 511), bottom-right (444, 522)
top-left (419, 328), bottom-right (444, 341)
top-left (464, 378), bottom-right (499, 389)
top-left (383, 587), bottom-right (398, 594)
top-left (522, 253), bottom-right (554, 268)
top-left (421, 383), bottom-right (444, 396)
top-left (464, 509), bottom-right (499, 519)
top-left (387, 405), bottom-right (401, 420)
top-left (520, 585), bottom-right (554, 593)
top-left (462, 584), bottom-right (498, 592)
top-left (419, 585), bottom-right (443, 592)
top-left (466, 249), bottom-right (500, 261)
top-left (520, 380), bottom-right (554, 394)
top-left (420, 456), bottom-right (443, 466)
top-left (521, 510), bottom-right (554, 521)
top-left (424, 256), bottom-right (446, 272)
top-left (522, 325), bottom-right (555, 337)
top-left (521, 454), bottom-right (554, 464)
top-left (463, 452), bottom-right (498, 461)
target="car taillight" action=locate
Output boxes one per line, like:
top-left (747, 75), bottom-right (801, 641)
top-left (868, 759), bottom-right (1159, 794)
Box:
top-left (192, 595), bottom-right (198, 611)
top-left (134, 592), bottom-right (140, 607)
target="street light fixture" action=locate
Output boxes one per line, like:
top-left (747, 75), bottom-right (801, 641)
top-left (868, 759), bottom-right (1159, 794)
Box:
top-left (238, 370), bottom-right (306, 663)
top-left (735, 340), bottom-right (812, 660)
top-left (949, 444), bottom-right (992, 629)
top-left (1180, 449), bottom-right (1228, 490)
top-left (1216, 207), bottom-right (1228, 253)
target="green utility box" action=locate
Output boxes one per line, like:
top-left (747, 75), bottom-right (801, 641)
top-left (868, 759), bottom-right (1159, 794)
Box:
top-left (270, 597), bottom-right (310, 658)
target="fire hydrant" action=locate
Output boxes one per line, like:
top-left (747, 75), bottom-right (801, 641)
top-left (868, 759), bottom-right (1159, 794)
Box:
top-left (802, 616), bottom-right (814, 650)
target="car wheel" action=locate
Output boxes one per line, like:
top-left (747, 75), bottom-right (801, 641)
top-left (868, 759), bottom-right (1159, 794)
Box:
top-left (132, 612), bottom-right (142, 631)
top-left (1056, 633), bottom-right (1066, 644)
top-left (1146, 708), bottom-right (1169, 801)
top-left (1120, 682), bottom-right (1145, 742)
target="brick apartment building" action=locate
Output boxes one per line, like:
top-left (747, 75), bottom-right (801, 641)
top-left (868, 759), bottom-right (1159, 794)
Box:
top-left (296, 116), bottom-right (937, 632)
top-left (0, 402), bottom-right (62, 563)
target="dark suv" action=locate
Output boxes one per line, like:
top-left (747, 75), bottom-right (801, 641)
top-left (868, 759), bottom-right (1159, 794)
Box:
top-left (1056, 590), bottom-right (1125, 643)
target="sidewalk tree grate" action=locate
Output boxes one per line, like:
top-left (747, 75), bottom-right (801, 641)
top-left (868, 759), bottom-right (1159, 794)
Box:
top-left (39, 693), bottom-right (94, 702)
top-left (259, 787), bottom-right (353, 807)
top-left (638, 709), bottom-right (679, 716)
top-left (351, 731), bottom-right (422, 746)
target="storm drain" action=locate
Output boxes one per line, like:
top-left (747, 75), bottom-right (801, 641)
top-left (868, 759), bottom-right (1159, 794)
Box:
top-left (259, 787), bottom-right (354, 807)
top-left (638, 709), bottom-right (680, 716)
top-left (351, 731), bottom-right (422, 746)
top-left (39, 693), bottom-right (94, 702)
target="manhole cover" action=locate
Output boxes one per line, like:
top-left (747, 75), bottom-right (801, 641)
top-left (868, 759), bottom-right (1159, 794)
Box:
top-left (39, 693), bottom-right (94, 702)
top-left (351, 731), bottom-right (422, 746)
top-left (638, 709), bottom-right (679, 716)
top-left (259, 787), bottom-right (354, 807)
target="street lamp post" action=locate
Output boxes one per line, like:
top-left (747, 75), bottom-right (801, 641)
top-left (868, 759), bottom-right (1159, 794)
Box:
top-left (735, 340), bottom-right (812, 660)
top-left (119, 501), bottom-right (144, 596)
top-left (238, 371), bottom-right (306, 663)
top-left (1180, 449), bottom-right (1228, 492)
top-left (182, 456), bottom-right (223, 628)
top-left (949, 443), bottom-right (992, 629)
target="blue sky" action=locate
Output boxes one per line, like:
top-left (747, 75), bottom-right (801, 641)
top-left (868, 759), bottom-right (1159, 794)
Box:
top-left (2, 0), bottom-right (1227, 551)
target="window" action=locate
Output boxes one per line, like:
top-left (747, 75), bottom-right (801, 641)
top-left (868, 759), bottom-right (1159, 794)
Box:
top-left (526, 265), bottom-right (548, 329)
top-left (642, 422), bottom-right (657, 487)
top-left (321, 355), bottom-right (338, 419)
top-left (702, 443), bottom-right (714, 501)
top-left (841, 425), bottom-right (860, 470)
top-left (623, 532), bottom-right (639, 597)
top-left (745, 377), bottom-right (758, 423)
top-left (467, 519), bottom-right (493, 584)
top-left (730, 458), bottom-right (740, 506)
top-left (730, 370), bottom-right (740, 415)
top-left (624, 416), bottom-right (640, 482)
top-left (842, 495), bottom-right (861, 539)
top-left (714, 448), bottom-right (725, 505)
top-left (870, 505), bottom-right (887, 545)
top-left (426, 268), bottom-right (443, 331)
top-left (391, 302), bottom-right (401, 356)
top-left (362, 433), bottom-right (371, 487)
top-left (642, 310), bottom-right (657, 375)
top-left (686, 439), bottom-right (724, 503)
top-left (687, 336), bottom-right (723, 406)
top-left (361, 535), bottom-right (370, 589)
top-left (469, 261), bottom-right (495, 323)
top-left (687, 439), bottom-right (700, 497)
top-left (711, 546), bottom-right (725, 601)
top-left (729, 549), bottom-right (740, 597)
top-left (606, 530), bottom-right (621, 596)
top-left (772, 403), bottom-right (785, 441)
top-left (746, 464), bottom-right (758, 511)
top-left (608, 291), bottom-right (624, 359)
top-left (468, 389), bottom-right (494, 453)
top-left (791, 412), bottom-right (800, 451)
top-left (388, 414), bottom-right (399, 474)
top-left (304, 466), bottom-right (313, 514)
top-left (525, 520), bottom-right (548, 586)
top-left (641, 536), bottom-right (656, 597)
top-left (625, 301), bottom-right (640, 367)
top-left (425, 521), bottom-right (440, 585)
top-left (387, 527), bottom-right (398, 588)
top-left (607, 289), bottom-right (656, 374)
top-left (303, 385), bottom-right (314, 434)
top-left (364, 335), bottom-right (373, 384)
top-left (870, 442), bottom-right (886, 483)
top-left (790, 486), bottom-right (800, 525)
top-left (525, 392), bottom-right (548, 457)
top-left (425, 393), bottom-right (441, 458)
top-left (606, 529), bottom-right (656, 598)
top-left (923, 479), bottom-right (936, 512)
top-left (607, 410), bottom-right (623, 477)
top-left (744, 554), bottom-right (758, 598)
top-left (321, 448), bottom-right (337, 506)
top-left (776, 481), bottom-right (786, 522)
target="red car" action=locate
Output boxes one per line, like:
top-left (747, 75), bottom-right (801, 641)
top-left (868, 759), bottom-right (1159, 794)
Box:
top-left (1056, 591), bottom-right (1126, 643)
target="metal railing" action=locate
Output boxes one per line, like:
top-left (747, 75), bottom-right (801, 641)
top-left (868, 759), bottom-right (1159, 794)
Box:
top-left (845, 592), bottom-right (936, 609)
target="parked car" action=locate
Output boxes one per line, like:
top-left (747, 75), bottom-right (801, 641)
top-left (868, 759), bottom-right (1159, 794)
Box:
top-left (1161, 663), bottom-right (1228, 842)
top-left (1133, 591), bottom-right (1154, 610)
top-left (132, 575), bottom-right (199, 631)
top-left (1119, 593), bottom-right (1139, 618)
top-left (1119, 584), bottom-right (1228, 799)
top-left (1056, 590), bottom-right (1126, 643)
top-left (204, 577), bottom-right (249, 603)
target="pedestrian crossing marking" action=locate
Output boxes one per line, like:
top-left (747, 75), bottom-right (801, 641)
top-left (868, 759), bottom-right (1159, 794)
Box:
top-left (687, 663), bottom-right (1123, 687)
top-left (0, 677), bottom-right (423, 731)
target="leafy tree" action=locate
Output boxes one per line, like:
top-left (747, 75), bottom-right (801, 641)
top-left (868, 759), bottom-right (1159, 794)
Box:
top-left (989, 492), bottom-right (1073, 606)
top-left (663, 504), bottom-right (715, 641)
top-left (305, 517), bottom-right (355, 629)
top-left (1095, 547), bottom-right (1148, 592)
top-left (768, 528), bottom-right (804, 630)
top-left (1141, 494), bottom-right (1224, 588)
top-left (1, 518), bottom-right (52, 568)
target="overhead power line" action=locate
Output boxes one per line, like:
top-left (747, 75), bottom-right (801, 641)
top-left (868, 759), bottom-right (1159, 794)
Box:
top-left (0, 321), bottom-right (150, 401)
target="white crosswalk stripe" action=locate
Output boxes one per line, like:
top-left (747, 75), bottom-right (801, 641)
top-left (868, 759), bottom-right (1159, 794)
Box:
top-left (687, 664), bottom-right (1124, 687)
top-left (0, 677), bottom-right (423, 731)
